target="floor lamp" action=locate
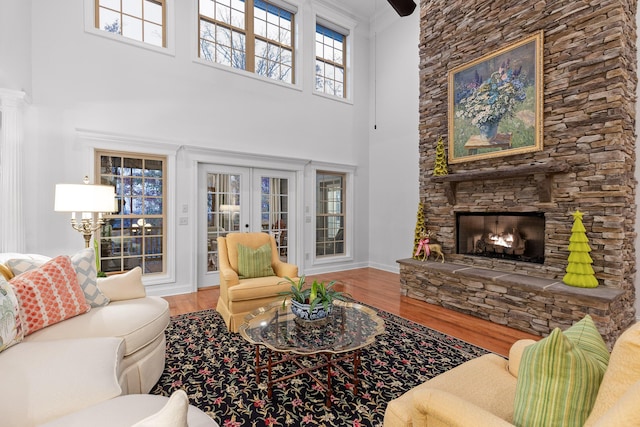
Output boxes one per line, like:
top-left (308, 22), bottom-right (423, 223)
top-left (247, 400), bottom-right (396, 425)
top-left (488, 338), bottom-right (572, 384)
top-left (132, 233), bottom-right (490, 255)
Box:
top-left (54, 178), bottom-right (116, 248)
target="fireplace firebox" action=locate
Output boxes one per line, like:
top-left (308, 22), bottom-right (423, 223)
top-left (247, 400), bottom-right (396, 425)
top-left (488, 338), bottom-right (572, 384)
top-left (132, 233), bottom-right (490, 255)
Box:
top-left (456, 212), bottom-right (545, 264)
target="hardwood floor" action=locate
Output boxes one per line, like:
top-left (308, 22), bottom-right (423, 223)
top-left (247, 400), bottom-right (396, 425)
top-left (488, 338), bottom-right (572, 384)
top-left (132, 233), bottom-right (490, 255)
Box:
top-left (163, 267), bottom-right (539, 356)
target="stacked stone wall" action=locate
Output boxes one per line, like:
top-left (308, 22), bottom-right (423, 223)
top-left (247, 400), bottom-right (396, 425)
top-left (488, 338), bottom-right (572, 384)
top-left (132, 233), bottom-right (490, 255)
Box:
top-left (399, 258), bottom-right (625, 347)
top-left (410, 0), bottom-right (638, 341)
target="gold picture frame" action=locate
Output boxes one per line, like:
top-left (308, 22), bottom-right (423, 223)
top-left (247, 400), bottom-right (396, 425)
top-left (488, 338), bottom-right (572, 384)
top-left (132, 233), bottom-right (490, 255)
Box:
top-left (448, 31), bottom-right (544, 163)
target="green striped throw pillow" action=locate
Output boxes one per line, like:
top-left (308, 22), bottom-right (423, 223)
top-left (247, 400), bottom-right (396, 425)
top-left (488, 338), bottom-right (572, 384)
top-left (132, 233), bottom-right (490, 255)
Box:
top-left (237, 243), bottom-right (275, 279)
top-left (563, 314), bottom-right (609, 374)
top-left (513, 326), bottom-right (605, 427)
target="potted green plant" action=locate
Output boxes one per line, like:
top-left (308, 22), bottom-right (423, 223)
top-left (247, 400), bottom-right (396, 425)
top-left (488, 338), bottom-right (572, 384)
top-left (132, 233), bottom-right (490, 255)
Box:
top-left (279, 276), bottom-right (350, 321)
top-left (94, 239), bottom-right (107, 278)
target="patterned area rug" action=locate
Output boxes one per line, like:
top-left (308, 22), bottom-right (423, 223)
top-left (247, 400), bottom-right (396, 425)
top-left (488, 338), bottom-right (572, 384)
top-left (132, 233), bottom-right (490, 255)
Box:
top-left (151, 307), bottom-right (490, 427)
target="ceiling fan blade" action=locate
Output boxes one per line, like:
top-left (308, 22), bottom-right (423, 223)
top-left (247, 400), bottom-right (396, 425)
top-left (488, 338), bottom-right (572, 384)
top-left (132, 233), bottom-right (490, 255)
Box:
top-left (386, 0), bottom-right (417, 16)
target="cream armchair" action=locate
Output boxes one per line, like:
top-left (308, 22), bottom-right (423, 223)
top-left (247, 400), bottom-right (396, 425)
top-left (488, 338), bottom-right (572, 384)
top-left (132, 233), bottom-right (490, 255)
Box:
top-left (383, 341), bottom-right (531, 427)
top-left (216, 232), bottom-right (298, 333)
top-left (384, 320), bottom-right (640, 427)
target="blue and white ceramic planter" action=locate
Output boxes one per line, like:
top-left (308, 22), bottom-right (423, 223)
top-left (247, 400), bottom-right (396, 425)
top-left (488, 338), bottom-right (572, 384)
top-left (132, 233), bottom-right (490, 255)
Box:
top-left (291, 299), bottom-right (333, 321)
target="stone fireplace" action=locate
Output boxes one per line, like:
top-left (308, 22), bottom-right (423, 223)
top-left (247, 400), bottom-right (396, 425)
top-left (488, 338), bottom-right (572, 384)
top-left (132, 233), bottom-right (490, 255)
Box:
top-left (398, 0), bottom-right (637, 347)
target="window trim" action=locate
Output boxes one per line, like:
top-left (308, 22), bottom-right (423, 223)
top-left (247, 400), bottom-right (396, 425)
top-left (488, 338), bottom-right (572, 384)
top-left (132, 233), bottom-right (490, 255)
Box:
top-left (77, 129), bottom-right (178, 288)
top-left (315, 170), bottom-right (346, 257)
top-left (83, 0), bottom-right (176, 56)
top-left (94, 0), bottom-right (167, 47)
top-left (96, 150), bottom-right (168, 277)
top-left (308, 161), bottom-right (355, 266)
top-left (312, 4), bottom-right (357, 103)
top-left (315, 23), bottom-right (347, 99)
top-left (197, 0), bottom-right (298, 84)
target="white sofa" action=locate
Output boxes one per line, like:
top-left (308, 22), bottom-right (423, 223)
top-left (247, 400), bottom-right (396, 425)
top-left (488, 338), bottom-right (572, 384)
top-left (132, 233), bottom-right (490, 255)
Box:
top-left (0, 252), bottom-right (218, 427)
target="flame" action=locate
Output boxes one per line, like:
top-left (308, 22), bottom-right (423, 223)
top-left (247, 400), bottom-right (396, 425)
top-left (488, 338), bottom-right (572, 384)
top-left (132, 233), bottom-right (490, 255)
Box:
top-left (489, 233), bottom-right (515, 248)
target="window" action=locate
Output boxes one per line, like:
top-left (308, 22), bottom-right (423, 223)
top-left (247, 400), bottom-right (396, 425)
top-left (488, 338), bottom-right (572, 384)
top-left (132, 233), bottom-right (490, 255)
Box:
top-left (97, 151), bottom-right (166, 275)
top-left (198, 0), bottom-right (295, 83)
top-left (95, 0), bottom-right (165, 47)
top-left (316, 171), bottom-right (345, 257)
top-left (315, 23), bottom-right (346, 98)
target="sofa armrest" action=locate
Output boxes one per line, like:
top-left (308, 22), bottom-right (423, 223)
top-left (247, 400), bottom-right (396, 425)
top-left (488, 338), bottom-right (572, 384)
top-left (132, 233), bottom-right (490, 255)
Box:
top-left (507, 338), bottom-right (537, 378)
top-left (40, 394), bottom-right (220, 427)
top-left (273, 262), bottom-right (298, 279)
top-left (0, 337), bottom-right (124, 426)
top-left (218, 266), bottom-right (240, 308)
top-left (413, 388), bottom-right (515, 427)
top-left (219, 266), bottom-right (240, 286)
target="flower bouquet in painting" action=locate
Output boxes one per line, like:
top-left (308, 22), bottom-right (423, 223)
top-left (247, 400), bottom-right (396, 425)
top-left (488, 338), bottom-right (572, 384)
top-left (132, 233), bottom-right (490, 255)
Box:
top-left (455, 60), bottom-right (527, 141)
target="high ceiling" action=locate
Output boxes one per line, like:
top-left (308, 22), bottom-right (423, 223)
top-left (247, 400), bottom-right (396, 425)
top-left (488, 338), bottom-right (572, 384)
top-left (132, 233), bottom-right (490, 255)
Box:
top-left (321, 0), bottom-right (396, 20)
top-left (340, 0), bottom-right (382, 18)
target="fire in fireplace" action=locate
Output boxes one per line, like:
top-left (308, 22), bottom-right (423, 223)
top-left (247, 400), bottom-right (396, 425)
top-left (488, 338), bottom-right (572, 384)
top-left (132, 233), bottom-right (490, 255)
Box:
top-left (456, 212), bottom-right (545, 264)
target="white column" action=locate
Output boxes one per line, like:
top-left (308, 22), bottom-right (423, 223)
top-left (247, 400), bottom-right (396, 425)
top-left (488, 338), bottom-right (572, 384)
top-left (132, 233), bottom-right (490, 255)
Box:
top-left (0, 89), bottom-right (27, 253)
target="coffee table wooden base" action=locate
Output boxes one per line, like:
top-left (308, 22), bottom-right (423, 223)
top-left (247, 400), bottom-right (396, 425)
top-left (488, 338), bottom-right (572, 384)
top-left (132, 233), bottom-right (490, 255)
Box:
top-left (240, 301), bottom-right (384, 408)
top-left (254, 346), bottom-right (362, 407)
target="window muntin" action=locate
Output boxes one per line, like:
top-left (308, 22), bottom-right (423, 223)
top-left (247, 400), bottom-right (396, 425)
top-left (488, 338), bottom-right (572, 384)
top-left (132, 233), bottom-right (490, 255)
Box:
top-left (199, 0), bottom-right (294, 83)
top-left (199, 0), bottom-right (246, 68)
top-left (96, 0), bottom-right (165, 47)
top-left (206, 172), bottom-right (241, 272)
top-left (261, 176), bottom-right (289, 261)
top-left (316, 171), bottom-right (345, 257)
top-left (97, 152), bottom-right (167, 275)
top-left (315, 24), bottom-right (346, 98)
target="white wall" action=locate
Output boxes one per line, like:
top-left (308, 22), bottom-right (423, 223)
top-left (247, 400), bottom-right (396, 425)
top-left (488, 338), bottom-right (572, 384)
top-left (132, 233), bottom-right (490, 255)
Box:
top-left (0, 0), bottom-right (423, 293)
top-left (367, 11), bottom-right (420, 272)
top-left (0, 1), bottom-right (31, 92)
top-left (15, 0), bottom-right (385, 295)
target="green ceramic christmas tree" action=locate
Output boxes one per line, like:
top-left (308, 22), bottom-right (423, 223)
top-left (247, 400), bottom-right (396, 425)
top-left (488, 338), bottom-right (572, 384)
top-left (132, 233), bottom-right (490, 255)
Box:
top-left (563, 210), bottom-right (599, 288)
top-left (412, 201), bottom-right (427, 259)
top-left (433, 136), bottom-right (448, 176)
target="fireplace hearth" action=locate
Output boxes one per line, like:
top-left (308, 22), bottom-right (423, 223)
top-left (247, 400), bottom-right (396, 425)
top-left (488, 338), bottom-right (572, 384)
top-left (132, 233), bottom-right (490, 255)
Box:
top-left (456, 212), bottom-right (545, 264)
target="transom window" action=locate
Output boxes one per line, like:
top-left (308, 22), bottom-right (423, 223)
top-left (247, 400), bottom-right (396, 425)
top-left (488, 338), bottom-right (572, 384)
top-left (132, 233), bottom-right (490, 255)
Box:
top-left (316, 171), bottom-right (345, 257)
top-left (96, 151), bottom-right (166, 275)
top-left (199, 0), bottom-right (295, 83)
top-left (95, 0), bottom-right (165, 47)
top-left (315, 23), bottom-right (346, 98)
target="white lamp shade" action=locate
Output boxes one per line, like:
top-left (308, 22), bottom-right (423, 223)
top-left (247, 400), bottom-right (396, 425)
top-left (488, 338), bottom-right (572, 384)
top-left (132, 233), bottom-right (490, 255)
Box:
top-left (54, 184), bottom-right (116, 213)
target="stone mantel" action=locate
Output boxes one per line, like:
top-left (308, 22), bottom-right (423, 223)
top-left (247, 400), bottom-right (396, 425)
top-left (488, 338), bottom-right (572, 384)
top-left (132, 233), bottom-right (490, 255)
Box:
top-left (430, 162), bottom-right (570, 204)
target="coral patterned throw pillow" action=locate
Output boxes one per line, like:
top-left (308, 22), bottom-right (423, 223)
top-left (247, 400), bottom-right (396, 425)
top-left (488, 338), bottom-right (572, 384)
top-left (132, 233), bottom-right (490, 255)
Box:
top-left (10, 255), bottom-right (90, 335)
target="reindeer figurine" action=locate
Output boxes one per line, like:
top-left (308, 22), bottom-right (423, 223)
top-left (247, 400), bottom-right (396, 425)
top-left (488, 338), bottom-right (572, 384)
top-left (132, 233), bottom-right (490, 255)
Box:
top-left (414, 230), bottom-right (445, 263)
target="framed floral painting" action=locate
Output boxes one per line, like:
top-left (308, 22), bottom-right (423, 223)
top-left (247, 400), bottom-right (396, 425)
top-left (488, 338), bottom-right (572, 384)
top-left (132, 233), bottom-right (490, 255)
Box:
top-left (448, 31), bottom-right (543, 163)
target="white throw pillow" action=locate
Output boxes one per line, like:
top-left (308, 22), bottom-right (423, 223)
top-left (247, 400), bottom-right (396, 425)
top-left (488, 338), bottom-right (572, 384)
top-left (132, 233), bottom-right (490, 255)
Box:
top-left (97, 267), bottom-right (146, 301)
top-left (132, 390), bottom-right (189, 427)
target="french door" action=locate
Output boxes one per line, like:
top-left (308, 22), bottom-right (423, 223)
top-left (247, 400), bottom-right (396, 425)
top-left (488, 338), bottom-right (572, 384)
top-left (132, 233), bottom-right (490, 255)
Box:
top-left (197, 164), bottom-right (296, 288)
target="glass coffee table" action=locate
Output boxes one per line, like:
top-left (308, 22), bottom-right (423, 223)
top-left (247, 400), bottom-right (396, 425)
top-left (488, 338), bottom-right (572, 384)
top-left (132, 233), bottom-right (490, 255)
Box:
top-left (239, 299), bottom-right (385, 407)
